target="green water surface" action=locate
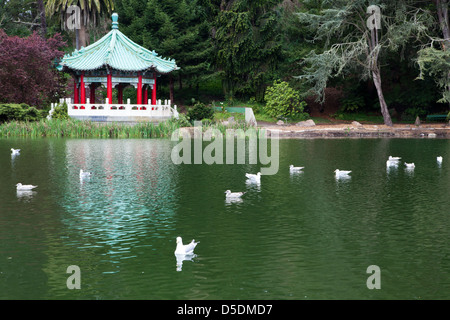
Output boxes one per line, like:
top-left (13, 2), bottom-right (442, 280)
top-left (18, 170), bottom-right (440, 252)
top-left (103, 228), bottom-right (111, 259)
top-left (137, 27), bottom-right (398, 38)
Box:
top-left (0, 138), bottom-right (449, 299)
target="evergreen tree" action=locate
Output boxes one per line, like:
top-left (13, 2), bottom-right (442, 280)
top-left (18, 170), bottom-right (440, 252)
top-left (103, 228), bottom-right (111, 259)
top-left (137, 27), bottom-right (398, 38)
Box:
top-left (0, 0), bottom-right (42, 36)
top-left (275, 0), bottom-right (323, 89)
top-left (212, 0), bottom-right (283, 101)
top-left (115, 0), bottom-right (213, 101)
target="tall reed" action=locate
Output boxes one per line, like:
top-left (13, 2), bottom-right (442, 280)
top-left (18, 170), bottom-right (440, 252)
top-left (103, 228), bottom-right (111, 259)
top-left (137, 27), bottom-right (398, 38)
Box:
top-left (0, 118), bottom-right (253, 138)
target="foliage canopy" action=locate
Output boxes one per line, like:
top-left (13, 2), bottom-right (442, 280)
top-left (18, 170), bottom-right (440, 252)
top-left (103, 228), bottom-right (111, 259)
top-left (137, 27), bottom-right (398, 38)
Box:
top-left (0, 30), bottom-right (67, 108)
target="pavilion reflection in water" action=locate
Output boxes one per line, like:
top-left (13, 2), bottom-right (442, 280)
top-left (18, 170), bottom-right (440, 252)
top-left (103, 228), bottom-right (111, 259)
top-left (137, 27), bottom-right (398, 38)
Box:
top-left (60, 139), bottom-right (178, 257)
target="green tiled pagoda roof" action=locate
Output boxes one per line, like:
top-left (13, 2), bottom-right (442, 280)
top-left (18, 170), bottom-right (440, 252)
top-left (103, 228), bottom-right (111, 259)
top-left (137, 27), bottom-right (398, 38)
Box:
top-left (58, 13), bottom-right (178, 74)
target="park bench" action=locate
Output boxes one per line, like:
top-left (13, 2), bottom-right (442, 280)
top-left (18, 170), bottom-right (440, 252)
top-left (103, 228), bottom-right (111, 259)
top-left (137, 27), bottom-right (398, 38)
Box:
top-left (426, 114), bottom-right (448, 122)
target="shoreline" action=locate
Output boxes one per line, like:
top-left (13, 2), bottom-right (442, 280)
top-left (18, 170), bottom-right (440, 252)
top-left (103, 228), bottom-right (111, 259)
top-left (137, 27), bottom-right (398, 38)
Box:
top-left (258, 123), bottom-right (450, 139)
top-left (1, 119), bottom-right (449, 139)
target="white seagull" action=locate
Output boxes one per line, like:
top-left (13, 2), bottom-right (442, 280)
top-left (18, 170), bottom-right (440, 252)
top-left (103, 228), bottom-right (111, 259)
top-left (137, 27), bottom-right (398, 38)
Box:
top-left (389, 156), bottom-right (401, 161)
top-left (289, 165), bottom-right (304, 171)
top-left (334, 169), bottom-right (351, 177)
top-left (245, 172), bottom-right (261, 182)
top-left (11, 148), bottom-right (20, 155)
top-left (16, 183), bottom-right (37, 191)
top-left (79, 169), bottom-right (92, 178)
top-left (437, 156), bottom-right (443, 164)
top-left (225, 190), bottom-right (246, 198)
top-left (174, 236), bottom-right (199, 255)
top-left (405, 162), bottom-right (415, 168)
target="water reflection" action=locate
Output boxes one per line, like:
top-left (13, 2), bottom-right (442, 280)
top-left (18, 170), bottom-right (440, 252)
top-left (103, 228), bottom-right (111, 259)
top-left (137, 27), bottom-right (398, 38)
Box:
top-left (405, 166), bottom-right (415, 175)
top-left (1, 137), bottom-right (449, 299)
top-left (245, 178), bottom-right (261, 191)
top-left (386, 160), bottom-right (399, 174)
top-left (79, 174), bottom-right (92, 184)
top-left (335, 175), bottom-right (351, 182)
top-left (175, 253), bottom-right (197, 272)
top-left (386, 160), bottom-right (399, 167)
top-left (225, 197), bottom-right (244, 205)
top-left (289, 170), bottom-right (304, 176)
top-left (61, 140), bottom-right (178, 263)
top-left (16, 190), bottom-right (36, 200)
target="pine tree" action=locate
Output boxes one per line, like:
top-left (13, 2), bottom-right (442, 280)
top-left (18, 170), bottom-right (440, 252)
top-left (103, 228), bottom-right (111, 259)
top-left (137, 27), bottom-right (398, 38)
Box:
top-left (213, 0), bottom-right (283, 101)
top-left (115, 0), bottom-right (213, 101)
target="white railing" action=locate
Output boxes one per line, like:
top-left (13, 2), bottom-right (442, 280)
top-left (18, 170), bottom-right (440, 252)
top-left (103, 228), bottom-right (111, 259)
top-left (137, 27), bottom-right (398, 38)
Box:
top-left (50, 98), bottom-right (179, 120)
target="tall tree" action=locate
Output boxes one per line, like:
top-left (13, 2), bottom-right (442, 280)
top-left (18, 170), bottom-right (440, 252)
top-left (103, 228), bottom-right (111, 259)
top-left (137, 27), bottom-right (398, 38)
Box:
top-left (37, 0), bottom-right (47, 36)
top-left (275, 0), bottom-right (323, 88)
top-left (417, 0), bottom-right (450, 106)
top-left (116, 0), bottom-right (213, 101)
top-left (212, 0), bottom-right (283, 101)
top-left (45, 0), bottom-right (114, 49)
top-left (295, 0), bottom-right (430, 126)
top-left (0, 0), bottom-right (46, 36)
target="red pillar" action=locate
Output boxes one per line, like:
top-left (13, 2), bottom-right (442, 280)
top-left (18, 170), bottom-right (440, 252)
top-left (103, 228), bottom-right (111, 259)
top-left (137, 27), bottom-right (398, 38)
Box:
top-left (118, 84), bottom-right (123, 104)
top-left (80, 73), bottom-right (86, 104)
top-left (107, 73), bottom-right (113, 104)
top-left (143, 85), bottom-right (148, 104)
top-left (73, 78), bottom-right (79, 104)
top-left (151, 74), bottom-right (157, 105)
top-left (90, 84), bottom-right (96, 104)
top-left (137, 74), bottom-right (143, 105)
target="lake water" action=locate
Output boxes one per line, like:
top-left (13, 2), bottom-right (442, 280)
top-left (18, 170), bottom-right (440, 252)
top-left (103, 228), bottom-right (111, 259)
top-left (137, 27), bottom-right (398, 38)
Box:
top-left (0, 137), bottom-right (449, 300)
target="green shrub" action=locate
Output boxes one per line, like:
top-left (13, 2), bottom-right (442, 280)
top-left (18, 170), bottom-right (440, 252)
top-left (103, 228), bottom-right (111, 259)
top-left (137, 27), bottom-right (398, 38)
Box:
top-left (23, 106), bottom-right (43, 121)
top-left (50, 102), bottom-right (69, 120)
top-left (167, 113), bottom-right (191, 127)
top-left (186, 102), bottom-right (214, 122)
top-left (264, 80), bottom-right (308, 120)
top-left (0, 103), bottom-right (44, 123)
top-left (340, 95), bottom-right (365, 113)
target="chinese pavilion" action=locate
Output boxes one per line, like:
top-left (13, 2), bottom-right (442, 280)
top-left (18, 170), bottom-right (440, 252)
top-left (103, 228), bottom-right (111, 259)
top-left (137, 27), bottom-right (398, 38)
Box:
top-left (56, 13), bottom-right (179, 122)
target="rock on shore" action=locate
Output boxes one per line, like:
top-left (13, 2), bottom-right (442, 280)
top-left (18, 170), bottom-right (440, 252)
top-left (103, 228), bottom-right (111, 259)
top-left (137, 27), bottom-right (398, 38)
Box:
top-left (296, 119), bottom-right (316, 127)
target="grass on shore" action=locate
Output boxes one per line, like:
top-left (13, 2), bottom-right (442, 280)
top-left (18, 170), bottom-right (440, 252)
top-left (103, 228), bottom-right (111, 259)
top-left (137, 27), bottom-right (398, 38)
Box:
top-left (0, 118), bottom-right (179, 138)
top-left (0, 117), bottom-right (256, 139)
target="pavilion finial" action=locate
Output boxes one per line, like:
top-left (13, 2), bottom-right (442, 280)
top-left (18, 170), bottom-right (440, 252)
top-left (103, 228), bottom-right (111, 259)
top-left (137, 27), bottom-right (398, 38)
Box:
top-left (112, 13), bottom-right (119, 29)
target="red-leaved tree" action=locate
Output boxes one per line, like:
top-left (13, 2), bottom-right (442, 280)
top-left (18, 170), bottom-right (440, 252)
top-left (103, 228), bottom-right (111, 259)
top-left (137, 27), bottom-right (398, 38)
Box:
top-left (0, 30), bottom-right (67, 108)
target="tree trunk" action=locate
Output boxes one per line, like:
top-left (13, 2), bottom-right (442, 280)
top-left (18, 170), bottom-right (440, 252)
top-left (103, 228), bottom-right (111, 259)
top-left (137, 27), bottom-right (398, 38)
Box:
top-left (75, 29), bottom-right (80, 50)
top-left (372, 68), bottom-right (393, 126)
top-left (79, 22), bottom-right (87, 48)
top-left (37, 0), bottom-right (46, 37)
top-left (368, 26), bottom-right (392, 126)
top-left (434, 0), bottom-right (450, 104)
top-left (435, 0), bottom-right (450, 41)
top-left (169, 74), bottom-right (175, 104)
